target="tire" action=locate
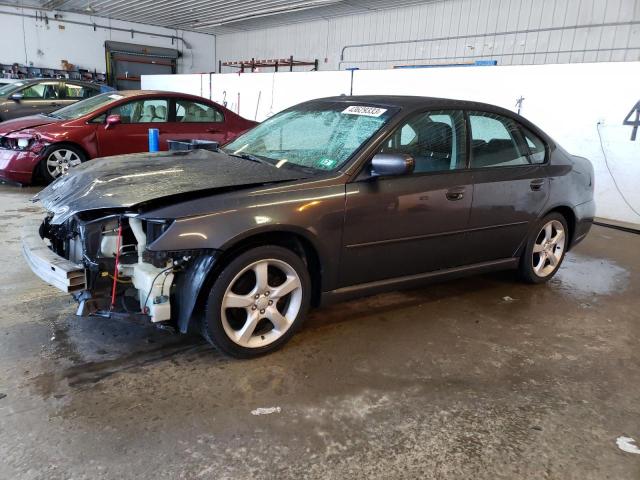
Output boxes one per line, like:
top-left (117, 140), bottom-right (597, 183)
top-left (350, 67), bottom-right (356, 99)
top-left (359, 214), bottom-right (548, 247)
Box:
top-left (519, 212), bottom-right (569, 284)
top-left (202, 245), bottom-right (311, 358)
top-left (39, 144), bottom-right (86, 184)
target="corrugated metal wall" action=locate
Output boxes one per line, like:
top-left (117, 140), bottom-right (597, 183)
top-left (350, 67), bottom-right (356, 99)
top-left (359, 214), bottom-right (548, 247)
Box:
top-left (216, 0), bottom-right (640, 71)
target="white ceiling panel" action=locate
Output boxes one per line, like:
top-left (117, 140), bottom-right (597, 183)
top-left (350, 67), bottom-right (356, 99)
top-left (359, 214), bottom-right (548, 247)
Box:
top-left (1, 0), bottom-right (441, 34)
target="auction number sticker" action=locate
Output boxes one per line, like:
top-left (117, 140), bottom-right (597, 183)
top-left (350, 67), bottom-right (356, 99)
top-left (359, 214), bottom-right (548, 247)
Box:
top-left (342, 105), bottom-right (387, 117)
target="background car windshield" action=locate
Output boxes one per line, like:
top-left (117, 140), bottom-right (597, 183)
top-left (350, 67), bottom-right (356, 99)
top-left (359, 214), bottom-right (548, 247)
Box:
top-left (52, 92), bottom-right (125, 120)
top-left (0, 82), bottom-right (24, 96)
top-left (223, 102), bottom-right (396, 172)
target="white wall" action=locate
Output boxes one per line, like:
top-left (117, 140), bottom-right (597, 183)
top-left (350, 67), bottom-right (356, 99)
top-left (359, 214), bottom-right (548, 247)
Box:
top-left (0, 5), bottom-right (216, 75)
top-left (143, 61), bottom-right (640, 227)
top-left (216, 0), bottom-right (640, 72)
top-left (143, 71), bottom-right (352, 121)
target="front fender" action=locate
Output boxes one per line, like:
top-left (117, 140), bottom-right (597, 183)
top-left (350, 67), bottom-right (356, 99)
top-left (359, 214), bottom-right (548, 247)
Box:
top-left (144, 184), bottom-right (346, 290)
top-left (172, 252), bottom-right (219, 334)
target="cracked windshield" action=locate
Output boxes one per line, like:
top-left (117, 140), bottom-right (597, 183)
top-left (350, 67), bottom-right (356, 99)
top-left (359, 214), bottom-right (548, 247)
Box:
top-left (223, 102), bottom-right (397, 172)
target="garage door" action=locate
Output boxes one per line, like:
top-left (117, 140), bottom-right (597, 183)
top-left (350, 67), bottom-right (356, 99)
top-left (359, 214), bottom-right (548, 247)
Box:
top-left (105, 41), bottom-right (179, 90)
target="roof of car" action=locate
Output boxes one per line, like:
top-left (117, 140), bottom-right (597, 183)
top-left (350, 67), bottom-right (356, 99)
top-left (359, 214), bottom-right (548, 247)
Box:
top-left (315, 95), bottom-right (511, 112)
top-left (311, 95), bottom-right (550, 142)
top-left (114, 90), bottom-right (216, 100)
top-left (10, 78), bottom-right (99, 86)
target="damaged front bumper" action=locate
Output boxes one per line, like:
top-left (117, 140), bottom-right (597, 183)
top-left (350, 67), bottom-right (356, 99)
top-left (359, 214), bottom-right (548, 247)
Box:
top-left (21, 210), bottom-right (219, 335)
top-left (21, 216), bottom-right (86, 293)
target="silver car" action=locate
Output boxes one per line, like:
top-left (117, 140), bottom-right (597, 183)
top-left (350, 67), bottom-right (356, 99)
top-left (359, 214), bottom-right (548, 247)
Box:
top-left (0, 79), bottom-right (104, 121)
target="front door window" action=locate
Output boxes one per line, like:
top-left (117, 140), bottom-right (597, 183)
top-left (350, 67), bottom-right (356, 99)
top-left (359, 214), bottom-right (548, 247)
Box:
top-left (380, 110), bottom-right (467, 173)
top-left (109, 99), bottom-right (169, 123)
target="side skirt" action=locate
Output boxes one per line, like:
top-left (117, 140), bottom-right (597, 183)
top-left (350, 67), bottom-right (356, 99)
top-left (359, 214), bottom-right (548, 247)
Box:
top-left (320, 257), bottom-right (519, 306)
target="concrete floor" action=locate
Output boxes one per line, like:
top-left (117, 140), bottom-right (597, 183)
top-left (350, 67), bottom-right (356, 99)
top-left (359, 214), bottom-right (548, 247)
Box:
top-left (0, 183), bottom-right (639, 480)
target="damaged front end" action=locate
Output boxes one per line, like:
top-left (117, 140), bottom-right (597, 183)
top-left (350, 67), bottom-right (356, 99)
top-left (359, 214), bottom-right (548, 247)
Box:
top-left (24, 208), bottom-right (217, 333)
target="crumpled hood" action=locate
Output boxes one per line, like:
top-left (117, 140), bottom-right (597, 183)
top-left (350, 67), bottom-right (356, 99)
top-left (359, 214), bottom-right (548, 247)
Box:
top-left (34, 149), bottom-right (308, 224)
top-left (0, 114), bottom-right (58, 135)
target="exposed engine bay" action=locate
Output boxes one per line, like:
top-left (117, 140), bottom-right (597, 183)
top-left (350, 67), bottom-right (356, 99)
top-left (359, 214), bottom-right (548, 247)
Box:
top-left (40, 211), bottom-right (186, 326)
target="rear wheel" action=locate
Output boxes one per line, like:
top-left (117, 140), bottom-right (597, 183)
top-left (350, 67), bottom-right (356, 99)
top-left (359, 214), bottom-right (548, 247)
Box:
top-left (39, 144), bottom-right (86, 184)
top-left (202, 245), bottom-right (311, 358)
top-left (519, 213), bottom-right (568, 283)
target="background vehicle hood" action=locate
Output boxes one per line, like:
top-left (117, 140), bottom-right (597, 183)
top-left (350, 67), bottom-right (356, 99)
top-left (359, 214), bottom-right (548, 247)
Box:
top-left (34, 149), bottom-right (309, 224)
top-left (0, 115), bottom-right (58, 135)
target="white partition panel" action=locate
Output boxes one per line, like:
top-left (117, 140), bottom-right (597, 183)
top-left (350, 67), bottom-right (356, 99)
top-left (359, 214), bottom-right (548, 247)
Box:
top-left (142, 74), bottom-right (211, 98)
top-left (207, 71), bottom-right (352, 121)
top-left (144, 71), bottom-right (351, 121)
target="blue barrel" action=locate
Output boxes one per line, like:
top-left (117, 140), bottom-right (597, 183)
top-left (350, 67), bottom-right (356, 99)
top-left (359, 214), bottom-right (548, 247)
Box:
top-left (148, 128), bottom-right (159, 152)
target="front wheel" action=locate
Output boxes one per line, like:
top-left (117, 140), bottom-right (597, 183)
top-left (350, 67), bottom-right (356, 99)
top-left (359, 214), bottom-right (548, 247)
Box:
top-left (519, 213), bottom-right (569, 284)
top-left (202, 245), bottom-right (311, 358)
top-left (39, 144), bottom-right (86, 184)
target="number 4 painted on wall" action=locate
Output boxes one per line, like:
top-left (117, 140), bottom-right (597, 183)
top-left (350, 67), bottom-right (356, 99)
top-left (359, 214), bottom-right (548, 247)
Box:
top-left (623, 100), bottom-right (640, 141)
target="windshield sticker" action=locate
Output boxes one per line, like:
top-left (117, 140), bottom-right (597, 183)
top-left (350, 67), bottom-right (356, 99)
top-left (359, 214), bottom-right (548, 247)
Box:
top-left (108, 94), bottom-right (124, 100)
top-left (315, 158), bottom-right (338, 170)
top-left (342, 105), bottom-right (387, 117)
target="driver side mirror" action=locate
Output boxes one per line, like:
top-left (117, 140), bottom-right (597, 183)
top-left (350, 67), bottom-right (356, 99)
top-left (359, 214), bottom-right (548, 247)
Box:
top-left (105, 114), bottom-right (121, 130)
top-left (9, 92), bottom-right (23, 102)
top-left (371, 153), bottom-right (415, 177)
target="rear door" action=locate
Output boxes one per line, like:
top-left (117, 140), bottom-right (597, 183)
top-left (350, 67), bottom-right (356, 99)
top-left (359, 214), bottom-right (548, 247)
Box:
top-left (465, 111), bottom-right (549, 263)
top-left (95, 96), bottom-right (170, 157)
top-left (168, 98), bottom-right (229, 143)
top-left (340, 109), bottom-right (473, 287)
top-left (59, 81), bottom-right (100, 108)
top-left (7, 81), bottom-right (63, 119)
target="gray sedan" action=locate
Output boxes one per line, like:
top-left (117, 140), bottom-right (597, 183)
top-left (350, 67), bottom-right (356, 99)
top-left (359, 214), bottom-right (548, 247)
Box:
top-left (0, 79), bottom-right (103, 121)
top-left (23, 95), bottom-right (595, 358)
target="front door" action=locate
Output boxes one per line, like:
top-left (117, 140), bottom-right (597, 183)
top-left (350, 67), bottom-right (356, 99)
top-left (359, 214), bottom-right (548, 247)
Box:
top-left (58, 81), bottom-right (100, 109)
top-left (340, 109), bottom-right (473, 287)
top-left (9, 81), bottom-right (62, 119)
top-left (465, 111), bottom-right (550, 263)
top-left (96, 97), bottom-right (170, 157)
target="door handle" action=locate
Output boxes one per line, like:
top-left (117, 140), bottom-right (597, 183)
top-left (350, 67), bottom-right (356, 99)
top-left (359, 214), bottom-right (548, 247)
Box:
top-left (445, 187), bottom-right (465, 201)
top-left (530, 179), bottom-right (545, 191)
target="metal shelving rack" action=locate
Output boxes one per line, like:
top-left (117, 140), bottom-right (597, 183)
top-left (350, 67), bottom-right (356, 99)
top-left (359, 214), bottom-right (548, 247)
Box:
top-left (0, 63), bottom-right (107, 84)
top-left (219, 56), bottom-right (319, 73)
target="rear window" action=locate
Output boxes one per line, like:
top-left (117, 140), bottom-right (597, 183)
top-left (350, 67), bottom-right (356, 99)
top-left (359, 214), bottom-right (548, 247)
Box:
top-left (469, 112), bottom-right (529, 168)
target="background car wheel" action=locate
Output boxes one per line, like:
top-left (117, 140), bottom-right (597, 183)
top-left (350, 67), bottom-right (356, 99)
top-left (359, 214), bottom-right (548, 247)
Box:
top-left (519, 212), bottom-right (569, 284)
top-left (39, 144), bottom-right (86, 184)
top-left (202, 245), bottom-right (311, 358)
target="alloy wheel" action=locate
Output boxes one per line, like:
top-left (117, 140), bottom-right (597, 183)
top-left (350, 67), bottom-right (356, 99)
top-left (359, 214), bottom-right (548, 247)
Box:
top-left (532, 219), bottom-right (565, 277)
top-left (221, 258), bottom-right (303, 348)
top-left (46, 149), bottom-right (82, 178)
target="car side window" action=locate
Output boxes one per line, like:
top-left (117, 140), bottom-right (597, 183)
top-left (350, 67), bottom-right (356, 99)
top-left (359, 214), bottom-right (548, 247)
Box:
top-left (469, 112), bottom-right (530, 168)
top-left (109, 99), bottom-right (169, 124)
top-left (380, 110), bottom-right (466, 173)
top-left (20, 82), bottom-right (60, 99)
top-left (64, 83), bottom-right (95, 99)
top-left (176, 100), bottom-right (223, 123)
top-left (522, 128), bottom-right (546, 164)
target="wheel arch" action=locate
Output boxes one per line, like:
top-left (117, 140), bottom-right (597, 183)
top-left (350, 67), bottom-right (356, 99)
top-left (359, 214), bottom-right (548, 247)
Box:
top-left (218, 228), bottom-right (323, 305)
top-left (542, 205), bottom-right (577, 249)
top-left (181, 228), bottom-right (324, 334)
top-left (32, 141), bottom-right (90, 183)
top-left (515, 204), bottom-right (578, 258)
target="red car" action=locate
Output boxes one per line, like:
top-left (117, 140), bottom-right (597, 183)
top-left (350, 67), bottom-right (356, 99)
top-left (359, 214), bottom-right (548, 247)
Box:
top-left (0, 90), bottom-right (257, 184)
